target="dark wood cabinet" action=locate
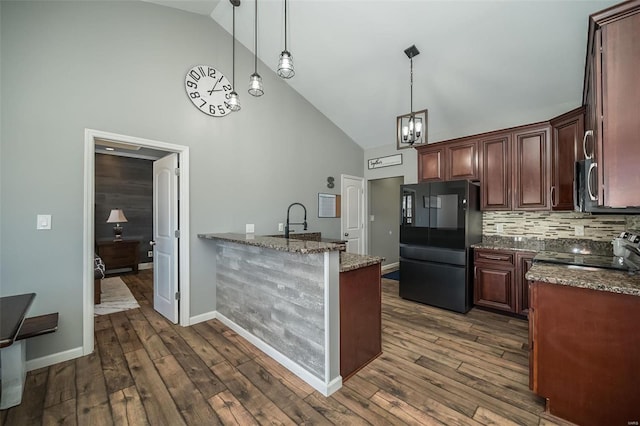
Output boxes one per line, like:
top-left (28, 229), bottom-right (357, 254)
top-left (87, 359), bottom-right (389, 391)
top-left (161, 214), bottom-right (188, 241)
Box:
top-left (584, 1), bottom-right (640, 207)
top-left (474, 248), bottom-right (534, 316)
top-left (339, 263), bottom-right (382, 381)
top-left (96, 239), bottom-right (140, 274)
top-left (512, 125), bottom-right (551, 211)
top-left (550, 107), bottom-right (585, 210)
top-left (446, 139), bottom-right (479, 181)
top-left (515, 252), bottom-right (534, 316)
top-left (529, 281), bottom-right (640, 426)
top-left (417, 146), bottom-right (444, 182)
top-left (473, 249), bottom-right (515, 312)
top-left (480, 133), bottom-right (512, 210)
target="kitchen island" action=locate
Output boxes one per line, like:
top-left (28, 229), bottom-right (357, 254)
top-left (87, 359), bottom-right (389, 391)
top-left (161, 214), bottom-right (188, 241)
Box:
top-left (526, 263), bottom-right (640, 426)
top-left (198, 233), bottom-right (383, 396)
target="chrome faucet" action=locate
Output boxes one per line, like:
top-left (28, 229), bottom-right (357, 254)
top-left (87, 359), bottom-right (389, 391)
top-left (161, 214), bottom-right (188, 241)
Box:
top-left (285, 203), bottom-right (307, 238)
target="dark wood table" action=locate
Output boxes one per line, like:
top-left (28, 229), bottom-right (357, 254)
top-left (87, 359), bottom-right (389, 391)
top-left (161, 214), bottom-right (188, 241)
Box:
top-left (0, 293), bottom-right (36, 409)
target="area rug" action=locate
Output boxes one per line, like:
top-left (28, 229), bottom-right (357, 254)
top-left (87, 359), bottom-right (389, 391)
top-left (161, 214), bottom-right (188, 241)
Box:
top-left (382, 270), bottom-right (400, 281)
top-left (94, 276), bottom-right (140, 316)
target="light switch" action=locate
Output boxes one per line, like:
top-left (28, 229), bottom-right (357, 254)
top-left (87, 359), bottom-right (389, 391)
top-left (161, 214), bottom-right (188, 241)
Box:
top-left (37, 214), bottom-right (52, 230)
top-left (496, 223), bottom-right (504, 234)
top-left (370, 215), bottom-right (375, 222)
top-left (246, 224), bottom-right (255, 234)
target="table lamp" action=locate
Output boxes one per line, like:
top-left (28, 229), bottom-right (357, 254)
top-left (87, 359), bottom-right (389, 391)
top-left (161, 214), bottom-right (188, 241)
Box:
top-left (106, 208), bottom-right (128, 240)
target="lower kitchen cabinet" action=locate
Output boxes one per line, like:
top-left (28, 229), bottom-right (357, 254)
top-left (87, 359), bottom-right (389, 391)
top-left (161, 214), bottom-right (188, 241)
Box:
top-left (473, 248), bottom-right (534, 316)
top-left (529, 281), bottom-right (640, 426)
top-left (339, 262), bottom-right (382, 381)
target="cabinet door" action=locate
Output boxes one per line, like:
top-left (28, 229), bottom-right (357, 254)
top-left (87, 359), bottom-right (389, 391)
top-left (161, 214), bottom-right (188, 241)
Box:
top-left (480, 133), bottom-right (511, 210)
top-left (516, 252), bottom-right (534, 316)
top-left (474, 265), bottom-right (515, 312)
top-left (417, 146), bottom-right (444, 182)
top-left (601, 13), bottom-right (640, 207)
top-left (551, 109), bottom-right (584, 210)
top-left (446, 140), bottom-right (478, 181)
top-left (512, 125), bottom-right (551, 210)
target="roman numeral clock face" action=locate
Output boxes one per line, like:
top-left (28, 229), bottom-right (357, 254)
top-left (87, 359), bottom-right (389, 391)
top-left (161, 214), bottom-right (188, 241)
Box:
top-left (184, 65), bottom-right (233, 116)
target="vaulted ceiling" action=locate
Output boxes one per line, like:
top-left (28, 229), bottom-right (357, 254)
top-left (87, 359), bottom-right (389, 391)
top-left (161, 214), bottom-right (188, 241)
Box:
top-left (144, 0), bottom-right (618, 149)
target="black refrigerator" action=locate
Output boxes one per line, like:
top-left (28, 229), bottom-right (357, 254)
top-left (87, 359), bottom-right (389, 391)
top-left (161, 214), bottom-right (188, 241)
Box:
top-left (399, 180), bottom-right (482, 313)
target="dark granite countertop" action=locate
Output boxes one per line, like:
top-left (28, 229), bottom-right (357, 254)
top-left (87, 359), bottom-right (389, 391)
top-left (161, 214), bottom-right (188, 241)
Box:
top-left (197, 233), bottom-right (341, 254)
top-left (340, 252), bottom-right (384, 273)
top-left (526, 263), bottom-right (640, 297)
top-left (473, 236), bottom-right (612, 256)
top-left (471, 242), bottom-right (539, 253)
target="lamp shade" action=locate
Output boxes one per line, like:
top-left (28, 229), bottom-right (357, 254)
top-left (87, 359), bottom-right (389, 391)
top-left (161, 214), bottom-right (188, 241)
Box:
top-left (106, 209), bottom-right (128, 223)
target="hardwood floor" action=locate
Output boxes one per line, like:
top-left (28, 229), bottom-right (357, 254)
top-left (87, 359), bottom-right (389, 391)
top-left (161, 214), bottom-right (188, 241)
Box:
top-left (1, 270), bottom-right (573, 425)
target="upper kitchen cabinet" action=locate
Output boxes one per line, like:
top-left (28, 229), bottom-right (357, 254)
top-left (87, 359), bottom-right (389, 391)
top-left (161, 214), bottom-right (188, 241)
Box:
top-left (446, 139), bottom-right (479, 181)
top-left (417, 145), bottom-right (444, 182)
top-left (584, 0), bottom-right (640, 207)
top-left (480, 133), bottom-right (512, 210)
top-left (550, 107), bottom-right (585, 210)
top-left (480, 124), bottom-right (551, 211)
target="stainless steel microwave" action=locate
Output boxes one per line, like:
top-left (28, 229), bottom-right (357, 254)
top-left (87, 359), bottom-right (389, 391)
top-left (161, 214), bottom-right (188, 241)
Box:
top-left (575, 159), bottom-right (640, 213)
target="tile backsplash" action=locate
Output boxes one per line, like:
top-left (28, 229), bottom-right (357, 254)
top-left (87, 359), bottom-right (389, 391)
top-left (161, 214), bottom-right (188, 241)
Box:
top-left (483, 211), bottom-right (639, 242)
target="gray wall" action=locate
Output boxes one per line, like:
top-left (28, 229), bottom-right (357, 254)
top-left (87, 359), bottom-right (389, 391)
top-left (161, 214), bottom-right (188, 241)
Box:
top-left (368, 177), bottom-right (403, 266)
top-left (95, 154), bottom-right (153, 264)
top-left (0, 1), bottom-right (363, 361)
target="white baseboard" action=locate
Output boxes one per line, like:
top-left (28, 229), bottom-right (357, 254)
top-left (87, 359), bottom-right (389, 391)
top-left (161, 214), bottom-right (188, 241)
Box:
top-left (189, 310), bottom-right (217, 326)
top-left (381, 262), bottom-right (399, 273)
top-left (26, 346), bottom-right (84, 372)
top-left (138, 262), bottom-right (153, 270)
top-left (216, 312), bottom-right (342, 396)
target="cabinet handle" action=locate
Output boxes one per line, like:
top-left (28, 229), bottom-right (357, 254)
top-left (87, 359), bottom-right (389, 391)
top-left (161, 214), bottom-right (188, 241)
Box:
top-left (481, 254), bottom-right (507, 261)
top-left (550, 186), bottom-right (557, 208)
top-left (583, 130), bottom-right (594, 160)
top-left (587, 162), bottom-right (598, 201)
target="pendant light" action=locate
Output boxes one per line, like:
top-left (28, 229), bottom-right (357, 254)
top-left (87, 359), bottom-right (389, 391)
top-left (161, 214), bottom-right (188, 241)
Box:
top-left (248, 0), bottom-right (264, 96)
top-left (277, 0), bottom-right (295, 79)
top-left (228, 0), bottom-right (241, 111)
top-left (401, 45), bottom-right (422, 144)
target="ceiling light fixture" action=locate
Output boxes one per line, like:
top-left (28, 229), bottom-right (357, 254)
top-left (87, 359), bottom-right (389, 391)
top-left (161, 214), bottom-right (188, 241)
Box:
top-left (228, 0), bottom-right (241, 111)
top-left (248, 0), bottom-right (264, 97)
top-left (398, 44), bottom-right (427, 147)
top-left (277, 0), bottom-right (294, 79)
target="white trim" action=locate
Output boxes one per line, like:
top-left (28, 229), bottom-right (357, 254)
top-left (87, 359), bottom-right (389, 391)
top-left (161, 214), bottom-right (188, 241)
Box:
top-left (83, 128), bottom-right (191, 356)
top-left (216, 312), bottom-right (340, 396)
top-left (189, 310), bottom-right (217, 325)
top-left (381, 262), bottom-right (399, 273)
top-left (138, 262), bottom-right (154, 270)
top-left (26, 346), bottom-right (84, 372)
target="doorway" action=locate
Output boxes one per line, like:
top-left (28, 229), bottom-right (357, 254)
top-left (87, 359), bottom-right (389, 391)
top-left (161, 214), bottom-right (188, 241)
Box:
top-left (368, 176), bottom-right (403, 271)
top-left (83, 129), bottom-right (191, 356)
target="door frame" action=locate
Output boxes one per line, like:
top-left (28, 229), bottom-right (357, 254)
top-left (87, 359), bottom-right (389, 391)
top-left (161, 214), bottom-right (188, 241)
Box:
top-left (82, 128), bottom-right (191, 355)
top-left (340, 174), bottom-right (367, 254)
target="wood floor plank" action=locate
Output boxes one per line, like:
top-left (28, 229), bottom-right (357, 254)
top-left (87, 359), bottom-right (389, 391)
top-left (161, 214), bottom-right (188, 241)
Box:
top-left (124, 348), bottom-right (187, 426)
top-left (371, 390), bottom-right (445, 426)
top-left (95, 327), bottom-right (135, 393)
top-left (236, 359), bottom-right (328, 425)
top-left (208, 390), bottom-right (258, 426)
top-left (126, 308), bottom-right (171, 360)
top-left (473, 406), bottom-right (520, 426)
top-left (76, 351), bottom-right (113, 426)
top-left (3, 368), bottom-right (48, 426)
top-left (210, 360), bottom-right (295, 425)
top-left (174, 322), bottom-right (226, 366)
top-left (109, 386), bottom-right (149, 426)
top-left (43, 359), bottom-right (76, 408)
top-left (254, 354), bottom-right (315, 399)
top-left (330, 386), bottom-right (405, 426)
top-left (342, 374), bottom-right (379, 399)
top-left (42, 399), bottom-right (77, 426)
top-left (303, 392), bottom-right (370, 426)
top-left (193, 321), bottom-right (251, 367)
top-left (153, 354), bottom-right (222, 425)
top-left (110, 311), bottom-right (144, 354)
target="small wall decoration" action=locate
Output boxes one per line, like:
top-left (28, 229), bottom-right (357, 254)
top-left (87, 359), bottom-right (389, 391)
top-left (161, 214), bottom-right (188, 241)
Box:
top-left (368, 153), bottom-right (403, 169)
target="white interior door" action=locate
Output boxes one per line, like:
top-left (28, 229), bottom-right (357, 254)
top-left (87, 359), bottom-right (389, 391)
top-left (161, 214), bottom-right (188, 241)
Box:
top-left (341, 174), bottom-right (366, 254)
top-left (153, 153), bottom-right (179, 323)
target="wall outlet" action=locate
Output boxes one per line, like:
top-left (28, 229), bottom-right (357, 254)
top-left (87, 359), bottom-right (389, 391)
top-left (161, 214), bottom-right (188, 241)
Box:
top-left (575, 225), bottom-right (585, 236)
top-left (278, 223), bottom-right (284, 232)
top-left (148, 250), bottom-right (153, 257)
top-left (246, 223), bottom-right (255, 234)
top-left (496, 223), bottom-right (504, 234)
top-left (36, 214), bottom-right (52, 230)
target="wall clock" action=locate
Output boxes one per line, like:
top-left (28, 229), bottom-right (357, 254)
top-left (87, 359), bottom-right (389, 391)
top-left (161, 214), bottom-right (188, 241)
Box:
top-left (184, 65), bottom-right (233, 117)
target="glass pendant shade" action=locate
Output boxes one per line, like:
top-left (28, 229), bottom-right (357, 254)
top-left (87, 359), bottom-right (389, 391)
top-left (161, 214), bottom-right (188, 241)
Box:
top-left (228, 91), bottom-right (241, 111)
top-left (277, 51), bottom-right (295, 79)
top-left (248, 73), bottom-right (264, 97)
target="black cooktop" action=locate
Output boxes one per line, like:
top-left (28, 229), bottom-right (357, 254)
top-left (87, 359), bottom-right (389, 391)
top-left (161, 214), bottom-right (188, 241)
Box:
top-left (533, 251), bottom-right (639, 272)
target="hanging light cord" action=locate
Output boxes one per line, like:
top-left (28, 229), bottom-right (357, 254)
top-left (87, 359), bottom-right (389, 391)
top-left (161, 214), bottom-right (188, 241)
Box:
top-left (232, 4), bottom-right (236, 87)
top-left (410, 56), bottom-right (414, 116)
top-left (254, 0), bottom-right (258, 72)
top-left (284, 0), bottom-right (288, 51)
